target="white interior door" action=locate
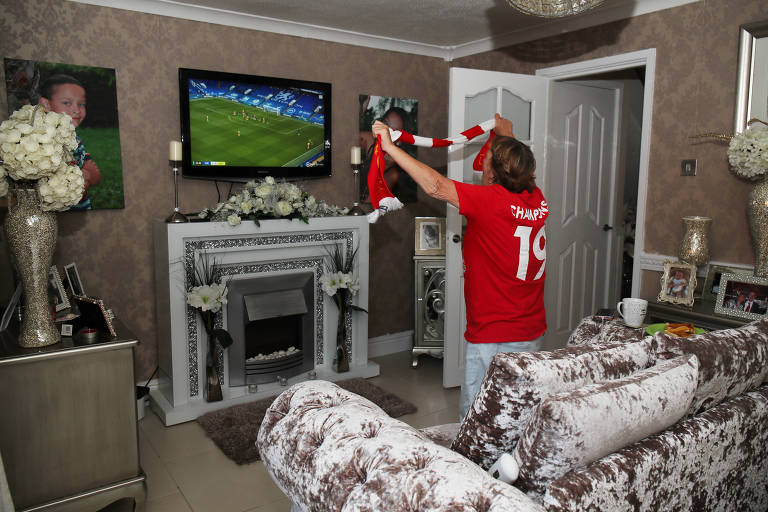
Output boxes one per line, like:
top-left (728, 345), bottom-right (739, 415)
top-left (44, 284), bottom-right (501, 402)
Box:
top-left (542, 81), bottom-right (621, 350)
top-left (443, 67), bottom-right (549, 388)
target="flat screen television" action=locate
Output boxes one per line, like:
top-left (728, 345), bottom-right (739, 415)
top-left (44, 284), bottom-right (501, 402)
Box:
top-left (178, 68), bottom-right (332, 182)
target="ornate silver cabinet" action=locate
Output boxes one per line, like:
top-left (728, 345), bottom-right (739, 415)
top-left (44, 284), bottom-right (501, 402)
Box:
top-left (413, 256), bottom-right (446, 367)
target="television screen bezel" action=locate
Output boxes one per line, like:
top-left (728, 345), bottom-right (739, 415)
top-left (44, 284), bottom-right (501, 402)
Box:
top-left (178, 67), bottom-right (332, 182)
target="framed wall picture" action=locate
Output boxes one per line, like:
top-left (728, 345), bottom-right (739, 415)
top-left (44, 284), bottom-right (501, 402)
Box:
top-left (658, 261), bottom-right (697, 307)
top-left (48, 266), bottom-right (70, 312)
top-left (414, 217), bottom-right (446, 256)
top-left (64, 262), bottom-right (85, 297)
top-left (702, 264), bottom-right (752, 301)
top-left (714, 273), bottom-right (768, 320)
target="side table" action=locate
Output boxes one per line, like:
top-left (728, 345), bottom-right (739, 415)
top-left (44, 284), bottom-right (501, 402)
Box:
top-left (0, 319), bottom-right (146, 511)
top-left (646, 298), bottom-right (749, 331)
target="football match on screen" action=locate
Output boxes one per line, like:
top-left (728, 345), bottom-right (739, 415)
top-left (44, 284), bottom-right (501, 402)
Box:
top-left (187, 79), bottom-right (326, 168)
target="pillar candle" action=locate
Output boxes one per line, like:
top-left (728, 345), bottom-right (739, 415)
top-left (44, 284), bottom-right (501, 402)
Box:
top-left (169, 141), bottom-right (182, 161)
top-left (351, 146), bottom-right (361, 165)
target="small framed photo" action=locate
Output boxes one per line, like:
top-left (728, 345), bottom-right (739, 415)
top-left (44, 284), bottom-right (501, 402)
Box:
top-left (702, 264), bottom-right (752, 302)
top-left (414, 217), bottom-right (446, 256)
top-left (714, 273), bottom-right (768, 320)
top-left (658, 261), bottom-right (697, 307)
top-left (64, 262), bottom-right (85, 297)
top-left (60, 324), bottom-right (73, 337)
top-left (73, 296), bottom-right (116, 336)
top-left (48, 266), bottom-right (70, 312)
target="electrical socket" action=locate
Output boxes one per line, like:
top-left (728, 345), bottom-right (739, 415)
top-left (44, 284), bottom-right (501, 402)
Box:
top-left (681, 159), bottom-right (697, 176)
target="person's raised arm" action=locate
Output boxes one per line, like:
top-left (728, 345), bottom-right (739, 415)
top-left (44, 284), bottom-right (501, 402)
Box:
top-left (371, 121), bottom-right (459, 208)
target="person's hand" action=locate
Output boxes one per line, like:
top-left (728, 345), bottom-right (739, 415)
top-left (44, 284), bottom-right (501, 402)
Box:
top-left (372, 121), bottom-right (395, 152)
top-left (81, 159), bottom-right (102, 192)
top-left (494, 113), bottom-right (514, 138)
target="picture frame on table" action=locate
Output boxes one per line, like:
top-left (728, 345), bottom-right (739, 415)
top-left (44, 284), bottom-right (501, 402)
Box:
top-left (714, 273), bottom-right (768, 320)
top-left (48, 266), bottom-right (70, 312)
top-left (73, 296), bottom-right (116, 336)
top-left (658, 261), bottom-right (697, 307)
top-left (414, 217), bottom-right (446, 256)
top-left (702, 264), bottom-right (752, 302)
top-left (63, 262), bottom-right (85, 297)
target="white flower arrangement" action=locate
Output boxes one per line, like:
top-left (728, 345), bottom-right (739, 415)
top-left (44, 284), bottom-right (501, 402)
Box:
top-left (0, 105), bottom-right (84, 210)
top-left (320, 271), bottom-right (361, 299)
top-left (187, 282), bottom-right (228, 314)
top-left (199, 176), bottom-right (348, 225)
top-left (728, 121), bottom-right (768, 180)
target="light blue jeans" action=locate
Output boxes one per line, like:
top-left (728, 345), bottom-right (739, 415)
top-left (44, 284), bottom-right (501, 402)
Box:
top-left (459, 337), bottom-right (543, 420)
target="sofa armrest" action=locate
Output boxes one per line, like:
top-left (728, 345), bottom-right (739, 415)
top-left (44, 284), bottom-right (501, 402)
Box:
top-left (257, 380), bottom-right (545, 512)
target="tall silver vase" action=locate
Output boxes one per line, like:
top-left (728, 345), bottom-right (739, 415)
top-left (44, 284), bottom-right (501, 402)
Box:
top-left (4, 185), bottom-right (60, 347)
top-left (748, 177), bottom-right (768, 278)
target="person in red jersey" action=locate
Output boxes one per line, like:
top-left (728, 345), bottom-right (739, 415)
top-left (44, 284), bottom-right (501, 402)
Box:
top-left (372, 114), bottom-right (548, 419)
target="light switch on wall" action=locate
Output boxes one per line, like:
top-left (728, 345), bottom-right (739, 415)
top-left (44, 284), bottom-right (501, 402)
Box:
top-left (681, 159), bottom-right (697, 176)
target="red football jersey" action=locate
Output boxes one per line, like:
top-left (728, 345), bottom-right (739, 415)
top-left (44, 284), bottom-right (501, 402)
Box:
top-left (455, 182), bottom-right (548, 343)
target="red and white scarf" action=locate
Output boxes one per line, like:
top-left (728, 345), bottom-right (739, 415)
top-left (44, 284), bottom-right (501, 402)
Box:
top-left (367, 118), bottom-right (497, 223)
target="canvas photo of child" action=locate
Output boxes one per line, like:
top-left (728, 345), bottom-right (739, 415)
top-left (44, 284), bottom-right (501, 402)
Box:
top-left (4, 58), bottom-right (125, 210)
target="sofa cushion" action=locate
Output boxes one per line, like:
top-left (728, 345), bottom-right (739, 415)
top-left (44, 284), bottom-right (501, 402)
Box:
top-left (513, 354), bottom-right (699, 497)
top-left (653, 317), bottom-right (768, 414)
top-left (543, 384), bottom-right (768, 512)
top-left (568, 316), bottom-right (647, 347)
top-left (451, 338), bottom-right (654, 469)
top-left (419, 423), bottom-right (460, 449)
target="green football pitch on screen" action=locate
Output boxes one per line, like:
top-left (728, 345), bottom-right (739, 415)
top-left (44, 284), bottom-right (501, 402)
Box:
top-left (189, 97), bottom-right (324, 167)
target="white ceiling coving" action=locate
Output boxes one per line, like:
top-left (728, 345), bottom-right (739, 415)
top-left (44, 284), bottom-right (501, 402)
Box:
top-left (69, 0), bottom-right (700, 60)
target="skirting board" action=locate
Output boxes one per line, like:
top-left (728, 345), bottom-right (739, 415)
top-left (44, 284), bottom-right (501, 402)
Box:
top-left (368, 330), bottom-right (413, 358)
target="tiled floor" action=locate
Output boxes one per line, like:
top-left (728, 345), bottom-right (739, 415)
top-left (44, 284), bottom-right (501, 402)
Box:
top-left (140, 351), bottom-right (459, 512)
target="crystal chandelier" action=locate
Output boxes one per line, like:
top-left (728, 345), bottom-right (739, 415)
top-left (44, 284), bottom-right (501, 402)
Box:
top-left (506, 0), bottom-right (606, 18)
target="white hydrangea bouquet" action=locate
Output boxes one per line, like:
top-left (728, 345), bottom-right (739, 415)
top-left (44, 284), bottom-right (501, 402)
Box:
top-left (321, 244), bottom-right (366, 372)
top-left (0, 104), bottom-right (84, 209)
top-left (728, 119), bottom-right (768, 180)
top-left (198, 176), bottom-right (348, 226)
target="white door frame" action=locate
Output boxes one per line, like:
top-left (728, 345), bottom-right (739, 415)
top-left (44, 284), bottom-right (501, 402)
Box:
top-left (536, 48), bottom-right (656, 298)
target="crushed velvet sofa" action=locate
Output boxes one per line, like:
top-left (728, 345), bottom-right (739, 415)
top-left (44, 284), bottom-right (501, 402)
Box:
top-left (257, 317), bottom-right (768, 511)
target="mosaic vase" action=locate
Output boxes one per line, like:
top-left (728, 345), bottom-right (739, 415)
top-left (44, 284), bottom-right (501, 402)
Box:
top-left (333, 301), bottom-right (350, 373)
top-left (4, 184), bottom-right (60, 347)
top-left (747, 176), bottom-right (768, 278)
top-left (678, 216), bottom-right (711, 267)
top-left (202, 311), bottom-right (223, 402)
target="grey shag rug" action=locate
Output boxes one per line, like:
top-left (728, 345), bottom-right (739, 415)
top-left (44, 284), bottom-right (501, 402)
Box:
top-left (196, 378), bottom-right (417, 465)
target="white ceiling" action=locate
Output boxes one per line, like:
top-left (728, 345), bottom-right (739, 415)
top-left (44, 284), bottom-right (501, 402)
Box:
top-left (71, 0), bottom-right (699, 60)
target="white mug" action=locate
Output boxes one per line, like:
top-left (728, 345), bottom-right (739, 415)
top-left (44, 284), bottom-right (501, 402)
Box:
top-left (616, 298), bottom-right (648, 328)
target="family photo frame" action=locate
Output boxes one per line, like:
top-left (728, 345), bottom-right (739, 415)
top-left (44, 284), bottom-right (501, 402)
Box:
top-left (702, 264), bottom-right (752, 301)
top-left (48, 266), bottom-right (70, 312)
top-left (64, 262), bottom-right (85, 297)
top-left (714, 273), bottom-right (768, 321)
top-left (414, 217), bottom-right (446, 256)
top-left (658, 261), bottom-right (697, 307)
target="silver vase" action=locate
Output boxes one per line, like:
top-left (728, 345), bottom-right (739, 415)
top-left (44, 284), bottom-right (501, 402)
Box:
top-left (678, 216), bottom-right (711, 267)
top-left (748, 177), bottom-right (768, 278)
top-left (4, 184), bottom-right (60, 347)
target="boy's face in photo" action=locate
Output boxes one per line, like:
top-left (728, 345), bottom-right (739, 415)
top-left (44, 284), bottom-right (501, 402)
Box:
top-left (40, 83), bottom-right (87, 127)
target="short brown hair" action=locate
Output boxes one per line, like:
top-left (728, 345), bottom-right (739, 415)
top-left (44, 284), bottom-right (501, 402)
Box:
top-left (489, 136), bottom-right (536, 193)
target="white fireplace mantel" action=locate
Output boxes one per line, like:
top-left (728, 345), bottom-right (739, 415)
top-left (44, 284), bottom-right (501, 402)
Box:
top-left (150, 216), bottom-right (378, 425)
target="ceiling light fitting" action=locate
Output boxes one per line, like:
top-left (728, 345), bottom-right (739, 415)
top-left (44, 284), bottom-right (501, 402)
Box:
top-left (506, 0), bottom-right (605, 18)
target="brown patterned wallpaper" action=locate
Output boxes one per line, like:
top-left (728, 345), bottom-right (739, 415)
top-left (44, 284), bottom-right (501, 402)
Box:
top-left (0, 0), bottom-right (448, 379)
top-left (454, 0), bottom-right (765, 299)
top-left (2, 0), bottom-right (764, 379)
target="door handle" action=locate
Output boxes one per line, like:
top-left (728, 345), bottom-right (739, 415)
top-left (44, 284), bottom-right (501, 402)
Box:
top-left (452, 234), bottom-right (462, 243)
top-left (602, 224), bottom-right (613, 232)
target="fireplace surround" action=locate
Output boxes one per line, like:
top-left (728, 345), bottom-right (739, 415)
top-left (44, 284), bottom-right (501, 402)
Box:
top-left (150, 216), bottom-right (378, 425)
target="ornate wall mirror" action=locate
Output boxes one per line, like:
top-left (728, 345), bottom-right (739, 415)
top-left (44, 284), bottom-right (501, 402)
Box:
top-left (735, 20), bottom-right (768, 133)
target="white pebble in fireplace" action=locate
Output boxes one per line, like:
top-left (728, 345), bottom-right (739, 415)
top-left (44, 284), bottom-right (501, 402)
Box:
top-left (150, 217), bottom-right (379, 426)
